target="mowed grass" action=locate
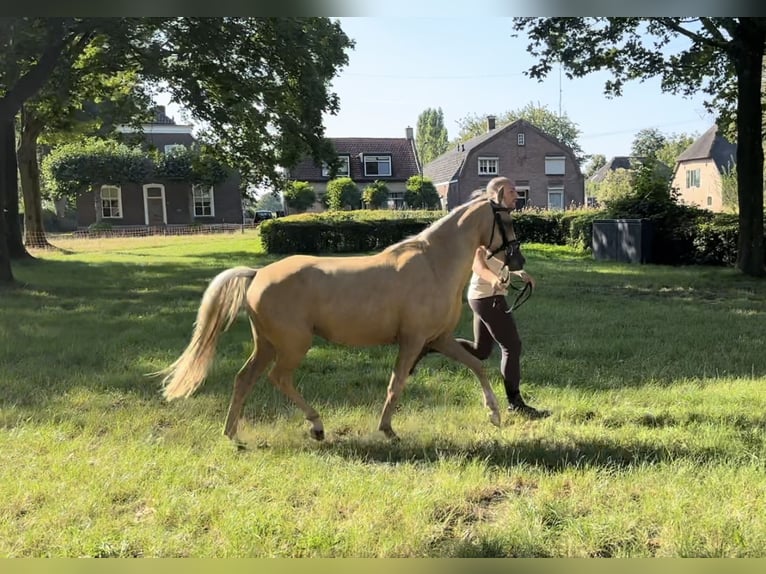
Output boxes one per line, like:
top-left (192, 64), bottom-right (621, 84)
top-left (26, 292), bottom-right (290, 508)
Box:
top-left (1, 230), bottom-right (765, 557)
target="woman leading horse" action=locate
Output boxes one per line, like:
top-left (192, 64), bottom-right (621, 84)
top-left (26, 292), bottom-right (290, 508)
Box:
top-left (157, 179), bottom-right (525, 442)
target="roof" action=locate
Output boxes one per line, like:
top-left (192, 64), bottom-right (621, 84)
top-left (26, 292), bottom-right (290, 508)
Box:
top-left (288, 137), bottom-right (420, 182)
top-left (589, 156), bottom-right (672, 183)
top-left (423, 119), bottom-right (578, 184)
top-left (677, 125), bottom-right (737, 172)
top-left (151, 106), bottom-right (176, 125)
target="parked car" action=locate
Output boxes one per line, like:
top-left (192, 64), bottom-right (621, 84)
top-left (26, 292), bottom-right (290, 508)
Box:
top-left (253, 210), bottom-right (275, 222)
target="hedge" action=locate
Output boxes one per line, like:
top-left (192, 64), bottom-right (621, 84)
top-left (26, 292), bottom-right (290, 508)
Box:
top-left (258, 206), bottom-right (766, 268)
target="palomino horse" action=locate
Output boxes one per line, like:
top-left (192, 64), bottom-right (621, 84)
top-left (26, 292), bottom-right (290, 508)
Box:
top-left (157, 196), bottom-right (525, 441)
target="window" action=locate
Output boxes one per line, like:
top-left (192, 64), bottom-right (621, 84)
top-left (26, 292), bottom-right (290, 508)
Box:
top-left (478, 157), bottom-right (498, 176)
top-left (517, 133), bottom-right (526, 146)
top-left (321, 155), bottom-right (350, 178)
top-left (100, 185), bottom-right (122, 218)
top-left (515, 187), bottom-right (529, 210)
top-left (707, 196), bottom-right (713, 207)
top-left (686, 168), bottom-right (701, 188)
top-left (363, 155), bottom-right (392, 177)
top-left (164, 144), bottom-right (186, 154)
top-left (547, 186), bottom-right (564, 210)
top-left (545, 155), bottom-right (566, 175)
top-left (192, 185), bottom-right (215, 217)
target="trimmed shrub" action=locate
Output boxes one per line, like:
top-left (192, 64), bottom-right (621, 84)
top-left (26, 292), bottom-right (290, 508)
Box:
top-left (259, 209), bottom-right (443, 254)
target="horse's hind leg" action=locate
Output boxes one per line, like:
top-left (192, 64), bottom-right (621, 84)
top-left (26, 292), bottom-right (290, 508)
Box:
top-left (223, 330), bottom-right (275, 440)
top-left (268, 340), bottom-right (324, 440)
top-left (428, 335), bottom-right (502, 428)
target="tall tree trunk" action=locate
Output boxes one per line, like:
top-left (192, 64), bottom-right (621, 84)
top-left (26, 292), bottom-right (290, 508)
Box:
top-left (17, 106), bottom-right (50, 248)
top-left (733, 21), bottom-right (766, 277)
top-left (1, 119), bottom-right (30, 259)
top-left (0, 151), bottom-right (13, 284)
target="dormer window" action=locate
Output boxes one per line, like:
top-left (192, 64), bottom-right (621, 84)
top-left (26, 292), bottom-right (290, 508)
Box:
top-left (363, 154), bottom-right (392, 177)
top-left (321, 155), bottom-right (350, 178)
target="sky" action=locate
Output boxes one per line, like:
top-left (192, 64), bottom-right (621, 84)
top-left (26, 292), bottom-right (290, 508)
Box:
top-left (161, 17), bottom-right (717, 167)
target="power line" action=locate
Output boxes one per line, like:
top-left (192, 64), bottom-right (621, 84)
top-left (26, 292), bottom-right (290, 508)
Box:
top-left (343, 71), bottom-right (527, 80)
top-left (581, 118), bottom-right (710, 139)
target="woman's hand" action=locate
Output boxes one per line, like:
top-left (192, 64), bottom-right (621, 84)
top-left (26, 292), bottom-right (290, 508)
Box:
top-left (514, 269), bottom-right (536, 289)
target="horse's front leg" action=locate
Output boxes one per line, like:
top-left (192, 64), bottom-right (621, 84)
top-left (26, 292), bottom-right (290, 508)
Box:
top-left (378, 337), bottom-right (425, 440)
top-left (428, 335), bottom-right (502, 428)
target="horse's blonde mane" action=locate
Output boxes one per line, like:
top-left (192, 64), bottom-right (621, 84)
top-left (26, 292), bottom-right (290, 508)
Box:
top-left (383, 199), bottom-right (486, 254)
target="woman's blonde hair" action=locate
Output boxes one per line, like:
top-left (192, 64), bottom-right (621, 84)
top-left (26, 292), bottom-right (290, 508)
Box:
top-left (472, 176), bottom-right (514, 203)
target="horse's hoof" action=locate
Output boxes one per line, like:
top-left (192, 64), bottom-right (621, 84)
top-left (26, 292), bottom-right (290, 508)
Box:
top-left (310, 428), bottom-right (325, 441)
top-left (380, 427), bottom-right (399, 441)
top-left (489, 410), bottom-right (501, 427)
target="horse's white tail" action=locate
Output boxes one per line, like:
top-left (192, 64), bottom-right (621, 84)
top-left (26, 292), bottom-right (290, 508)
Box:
top-left (157, 266), bottom-right (258, 400)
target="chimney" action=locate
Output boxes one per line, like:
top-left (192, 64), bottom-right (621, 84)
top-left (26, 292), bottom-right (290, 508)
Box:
top-left (486, 115), bottom-right (496, 131)
top-left (405, 126), bottom-right (413, 140)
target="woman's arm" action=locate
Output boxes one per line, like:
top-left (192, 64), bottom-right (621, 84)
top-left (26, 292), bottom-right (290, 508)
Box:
top-left (471, 247), bottom-right (506, 291)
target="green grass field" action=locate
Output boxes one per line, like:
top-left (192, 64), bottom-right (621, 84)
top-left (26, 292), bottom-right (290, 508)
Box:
top-left (1, 230), bottom-right (765, 557)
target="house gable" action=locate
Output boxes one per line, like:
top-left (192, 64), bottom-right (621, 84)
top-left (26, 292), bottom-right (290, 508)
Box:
top-left (288, 134), bottom-right (420, 184)
top-left (671, 125), bottom-right (737, 213)
top-left (424, 119), bottom-right (585, 209)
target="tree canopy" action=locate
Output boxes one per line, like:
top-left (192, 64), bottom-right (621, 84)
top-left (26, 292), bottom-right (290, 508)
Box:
top-left (454, 102), bottom-right (585, 164)
top-left (512, 17), bottom-right (765, 276)
top-left (0, 17), bottom-right (355, 284)
top-left (415, 107), bottom-right (449, 165)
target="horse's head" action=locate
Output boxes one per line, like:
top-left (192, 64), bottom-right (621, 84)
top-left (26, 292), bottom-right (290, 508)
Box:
top-left (483, 200), bottom-right (525, 271)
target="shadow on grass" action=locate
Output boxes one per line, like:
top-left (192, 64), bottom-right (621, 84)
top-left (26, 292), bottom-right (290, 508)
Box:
top-left (243, 425), bottom-right (730, 471)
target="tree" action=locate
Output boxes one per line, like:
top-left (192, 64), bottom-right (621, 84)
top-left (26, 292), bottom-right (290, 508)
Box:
top-left (454, 102), bottom-right (586, 164)
top-left (151, 18), bottom-right (353, 191)
top-left (362, 180), bottom-right (389, 209)
top-left (19, 46), bottom-right (153, 248)
top-left (631, 128), bottom-right (667, 158)
top-left (656, 132), bottom-right (698, 172)
top-left (326, 177), bottom-right (360, 210)
top-left (415, 107), bottom-right (448, 165)
top-left (0, 17), bottom-right (353, 285)
top-left (254, 192), bottom-right (283, 213)
top-left (282, 181), bottom-right (316, 213)
top-left (512, 17), bottom-right (766, 276)
top-left (584, 153), bottom-right (607, 178)
top-left (0, 18), bottom-right (96, 282)
top-left (589, 168), bottom-right (634, 203)
top-left (404, 175), bottom-right (440, 209)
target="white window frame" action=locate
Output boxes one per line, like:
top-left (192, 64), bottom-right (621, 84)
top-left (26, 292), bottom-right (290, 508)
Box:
top-left (100, 185), bottom-right (123, 219)
top-left (363, 154), bottom-right (392, 177)
top-left (478, 156), bottom-right (498, 176)
top-left (686, 168), bottom-right (701, 188)
top-left (517, 133), bottom-right (526, 146)
top-left (547, 186), bottom-right (564, 211)
top-left (142, 183), bottom-right (168, 225)
top-left (545, 156), bottom-right (566, 176)
top-left (515, 186), bottom-right (529, 210)
top-left (164, 144), bottom-right (186, 154)
top-left (321, 155), bottom-right (350, 178)
top-left (192, 184), bottom-right (215, 217)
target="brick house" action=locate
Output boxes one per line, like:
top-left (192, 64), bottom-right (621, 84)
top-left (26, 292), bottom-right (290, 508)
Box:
top-left (75, 106), bottom-right (243, 228)
top-left (286, 127), bottom-right (421, 211)
top-left (423, 117), bottom-right (584, 211)
top-left (671, 125), bottom-right (736, 212)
